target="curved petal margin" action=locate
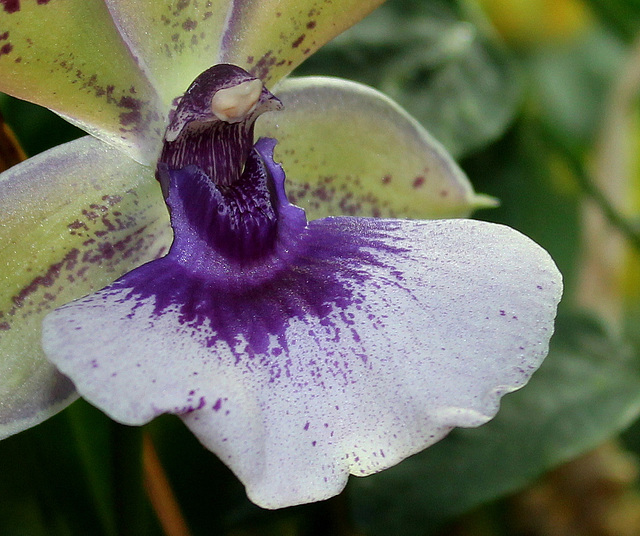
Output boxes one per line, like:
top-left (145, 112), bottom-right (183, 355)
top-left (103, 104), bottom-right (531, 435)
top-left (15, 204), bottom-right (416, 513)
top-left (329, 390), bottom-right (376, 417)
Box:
top-left (257, 77), bottom-right (496, 220)
top-left (0, 136), bottom-right (170, 440)
top-left (42, 215), bottom-right (561, 508)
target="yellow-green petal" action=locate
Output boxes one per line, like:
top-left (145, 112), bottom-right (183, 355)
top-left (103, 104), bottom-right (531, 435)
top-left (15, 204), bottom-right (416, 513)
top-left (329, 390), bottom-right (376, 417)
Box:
top-left (257, 77), bottom-right (495, 220)
top-left (104, 0), bottom-right (232, 110)
top-left (0, 0), bottom-right (165, 163)
top-left (0, 136), bottom-right (170, 439)
top-left (221, 0), bottom-right (385, 86)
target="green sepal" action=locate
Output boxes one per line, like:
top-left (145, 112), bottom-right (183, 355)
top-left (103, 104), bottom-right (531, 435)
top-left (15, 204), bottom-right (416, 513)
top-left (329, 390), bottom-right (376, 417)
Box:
top-left (0, 136), bottom-right (170, 439)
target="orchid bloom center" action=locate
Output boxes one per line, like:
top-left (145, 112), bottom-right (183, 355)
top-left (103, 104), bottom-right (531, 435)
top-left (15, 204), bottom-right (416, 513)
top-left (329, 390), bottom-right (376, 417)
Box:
top-left (156, 64), bottom-right (304, 271)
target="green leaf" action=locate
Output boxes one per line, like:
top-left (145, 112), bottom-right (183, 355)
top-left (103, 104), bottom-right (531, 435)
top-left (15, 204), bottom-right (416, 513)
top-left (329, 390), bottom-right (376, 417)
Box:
top-left (379, 19), bottom-right (521, 158)
top-left (349, 313), bottom-right (640, 535)
top-left (529, 28), bottom-right (625, 147)
top-left (0, 136), bottom-right (170, 440)
top-left (0, 403), bottom-right (114, 536)
top-left (0, 399), bottom-right (161, 536)
top-left (584, 0), bottom-right (640, 42)
top-left (0, 0), bottom-right (165, 163)
top-left (258, 76), bottom-right (494, 220)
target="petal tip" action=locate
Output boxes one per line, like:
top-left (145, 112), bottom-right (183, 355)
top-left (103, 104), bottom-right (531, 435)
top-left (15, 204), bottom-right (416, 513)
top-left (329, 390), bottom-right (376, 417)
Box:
top-left (472, 193), bottom-right (501, 210)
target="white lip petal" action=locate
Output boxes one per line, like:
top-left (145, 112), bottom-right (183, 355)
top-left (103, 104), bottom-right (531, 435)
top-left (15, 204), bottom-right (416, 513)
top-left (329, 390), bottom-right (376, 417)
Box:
top-left (42, 217), bottom-right (561, 509)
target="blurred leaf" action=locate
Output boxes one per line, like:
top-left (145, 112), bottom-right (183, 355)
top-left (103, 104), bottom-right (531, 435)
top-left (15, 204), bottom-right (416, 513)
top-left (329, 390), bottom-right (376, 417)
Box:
top-left (0, 401), bottom-right (160, 536)
top-left (295, 2), bottom-right (522, 158)
top-left (378, 15), bottom-right (522, 158)
top-left (349, 313), bottom-right (640, 536)
top-left (0, 402), bottom-right (115, 536)
top-left (584, 0), bottom-right (640, 42)
top-left (0, 93), bottom-right (82, 157)
top-left (476, 0), bottom-right (594, 47)
top-left (528, 27), bottom-right (625, 147)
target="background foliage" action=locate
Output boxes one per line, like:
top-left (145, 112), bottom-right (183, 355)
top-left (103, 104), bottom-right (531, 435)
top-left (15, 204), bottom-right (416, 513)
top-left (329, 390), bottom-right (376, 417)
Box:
top-left (2, 0), bottom-right (640, 534)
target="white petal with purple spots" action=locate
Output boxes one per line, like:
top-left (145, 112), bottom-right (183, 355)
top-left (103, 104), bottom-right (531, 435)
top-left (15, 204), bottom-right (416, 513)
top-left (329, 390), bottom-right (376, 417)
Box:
top-left (43, 217), bottom-right (561, 508)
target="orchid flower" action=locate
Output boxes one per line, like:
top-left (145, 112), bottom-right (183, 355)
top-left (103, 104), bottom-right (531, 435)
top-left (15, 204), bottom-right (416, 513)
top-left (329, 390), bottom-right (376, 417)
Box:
top-left (0, 0), bottom-right (561, 509)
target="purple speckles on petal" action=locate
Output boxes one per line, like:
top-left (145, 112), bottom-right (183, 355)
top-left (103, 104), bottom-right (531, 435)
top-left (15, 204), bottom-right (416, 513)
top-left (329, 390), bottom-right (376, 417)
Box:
top-left (0, 0), bottom-right (19, 13)
top-left (291, 34), bottom-right (306, 48)
top-left (182, 18), bottom-right (197, 31)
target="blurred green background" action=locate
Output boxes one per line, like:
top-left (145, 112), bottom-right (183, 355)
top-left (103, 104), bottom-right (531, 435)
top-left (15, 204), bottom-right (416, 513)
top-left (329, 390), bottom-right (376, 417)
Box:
top-left (2, 0), bottom-right (640, 534)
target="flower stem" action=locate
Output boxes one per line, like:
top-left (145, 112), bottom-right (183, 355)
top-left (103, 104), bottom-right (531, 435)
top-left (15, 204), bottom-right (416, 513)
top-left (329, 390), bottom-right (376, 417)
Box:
top-left (571, 154), bottom-right (640, 252)
top-left (0, 111), bottom-right (27, 170)
top-left (143, 433), bottom-right (193, 536)
top-left (541, 122), bottom-right (640, 253)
